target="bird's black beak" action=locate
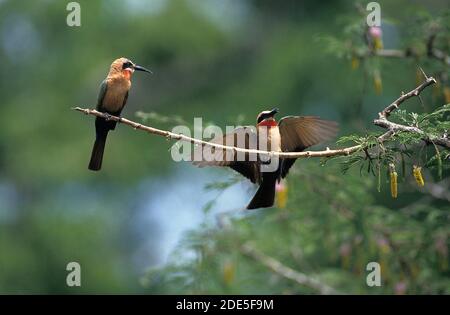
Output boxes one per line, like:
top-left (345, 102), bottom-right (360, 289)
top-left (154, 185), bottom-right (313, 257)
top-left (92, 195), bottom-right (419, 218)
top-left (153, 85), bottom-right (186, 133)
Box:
top-left (269, 107), bottom-right (279, 116)
top-left (134, 65), bottom-right (153, 74)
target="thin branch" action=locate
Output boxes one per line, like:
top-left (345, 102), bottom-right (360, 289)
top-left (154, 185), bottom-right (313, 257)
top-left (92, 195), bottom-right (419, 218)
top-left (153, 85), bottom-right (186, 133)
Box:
top-left (74, 75), bottom-right (448, 160)
top-left (430, 48), bottom-right (450, 66)
top-left (378, 76), bottom-right (436, 118)
top-left (364, 48), bottom-right (450, 66)
top-left (426, 33), bottom-right (450, 67)
top-left (240, 243), bottom-right (339, 294)
top-left (374, 49), bottom-right (409, 59)
top-left (372, 74), bottom-right (450, 149)
top-left (73, 107), bottom-right (362, 159)
top-left (373, 118), bottom-right (450, 148)
top-left (216, 211), bottom-right (339, 294)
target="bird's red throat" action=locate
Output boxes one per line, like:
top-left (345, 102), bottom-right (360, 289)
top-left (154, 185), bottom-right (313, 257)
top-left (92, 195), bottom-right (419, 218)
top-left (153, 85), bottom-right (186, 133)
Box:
top-left (258, 119), bottom-right (278, 127)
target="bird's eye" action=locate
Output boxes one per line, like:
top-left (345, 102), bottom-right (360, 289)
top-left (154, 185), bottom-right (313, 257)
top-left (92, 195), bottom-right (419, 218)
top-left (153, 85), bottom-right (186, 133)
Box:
top-left (122, 61), bottom-right (132, 69)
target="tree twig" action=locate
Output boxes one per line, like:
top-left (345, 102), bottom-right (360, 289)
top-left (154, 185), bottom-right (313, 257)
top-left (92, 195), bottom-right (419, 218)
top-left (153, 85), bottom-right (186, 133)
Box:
top-left (73, 75), bottom-right (448, 160)
top-left (73, 107), bottom-right (362, 159)
top-left (373, 118), bottom-right (450, 148)
top-left (426, 34), bottom-right (450, 67)
top-left (240, 243), bottom-right (339, 294)
top-left (362, 48), bottom-right (450, 67)
top-left (372, 74), bottom-right (450, 148)
top-left (378, 76), bottom-right (436, 118)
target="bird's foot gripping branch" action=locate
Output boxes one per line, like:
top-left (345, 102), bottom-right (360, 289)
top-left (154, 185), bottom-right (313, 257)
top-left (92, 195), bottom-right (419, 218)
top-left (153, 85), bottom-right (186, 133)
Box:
top-left (74, 73), bottom-right (450, 204)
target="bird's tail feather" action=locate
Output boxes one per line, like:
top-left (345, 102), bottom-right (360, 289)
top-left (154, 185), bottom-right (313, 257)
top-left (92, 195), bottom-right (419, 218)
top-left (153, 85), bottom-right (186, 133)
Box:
top-left (88, 132), bottom-right (107, 171)
top-left (247, 175), bottom-right (276, 210)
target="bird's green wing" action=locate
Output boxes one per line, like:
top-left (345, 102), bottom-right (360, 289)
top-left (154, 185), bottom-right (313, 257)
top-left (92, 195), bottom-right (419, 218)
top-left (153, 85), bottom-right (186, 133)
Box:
top-left (96, 80), bottom-right (108, 111)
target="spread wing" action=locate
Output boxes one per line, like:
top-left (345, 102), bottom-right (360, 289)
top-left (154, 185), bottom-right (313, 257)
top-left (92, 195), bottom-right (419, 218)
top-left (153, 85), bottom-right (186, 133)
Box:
top-left (192, 126), bottom-right (262, 184)
top-left (278, 116), bottom-right (338, 178)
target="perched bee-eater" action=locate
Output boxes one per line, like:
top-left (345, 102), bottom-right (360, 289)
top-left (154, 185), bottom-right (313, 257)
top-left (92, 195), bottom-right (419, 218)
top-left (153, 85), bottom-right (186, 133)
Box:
top-left (194, 108), bottom-right (338, 209)
top-left (88, 57), bottom-right (152, 171)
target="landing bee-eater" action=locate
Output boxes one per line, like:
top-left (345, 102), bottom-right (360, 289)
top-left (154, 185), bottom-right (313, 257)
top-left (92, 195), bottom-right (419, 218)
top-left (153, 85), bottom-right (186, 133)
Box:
top-left (88, 57), bottom-right (152, 171)
top-left (193, 108), bottom-right (338, 209)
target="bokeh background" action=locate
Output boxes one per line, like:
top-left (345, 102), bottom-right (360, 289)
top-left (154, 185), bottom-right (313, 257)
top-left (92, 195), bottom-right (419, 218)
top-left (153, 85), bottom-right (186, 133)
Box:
top-left (0, 0), bottom-right (449, 294)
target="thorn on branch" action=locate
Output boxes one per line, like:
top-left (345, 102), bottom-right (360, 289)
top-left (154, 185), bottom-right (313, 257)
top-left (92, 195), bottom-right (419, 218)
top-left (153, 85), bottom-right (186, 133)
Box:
top-left (419, 67), bottom-right (428, 80)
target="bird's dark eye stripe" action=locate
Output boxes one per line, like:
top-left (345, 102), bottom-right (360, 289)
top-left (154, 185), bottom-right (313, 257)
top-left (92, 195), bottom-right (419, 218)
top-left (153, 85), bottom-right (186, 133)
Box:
top-left (122, 61), bottom-right (132, 69)
top-left (257, 113), bottom-right (270, 123)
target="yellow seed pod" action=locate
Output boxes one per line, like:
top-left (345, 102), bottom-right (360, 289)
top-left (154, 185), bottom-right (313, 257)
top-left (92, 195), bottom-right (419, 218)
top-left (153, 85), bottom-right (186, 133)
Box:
top-left (351, 57), bottom-right (360, 70)
top-left (390, 172), bottom-right (398, 198)
top-left (275, 181), bottom-right (288, 209)
top-left (374, 38), bottom-right (383, 51)
top-left (373, 71), bottom-right (382, 95)
top-left (222, 260), bottom-right (235, 286)
top-left (413, 165), bottom-right (425, 187)
top-left (389, 163), bottom-right (398, 198)
top-left (444, 86), bottom-right (450, 104)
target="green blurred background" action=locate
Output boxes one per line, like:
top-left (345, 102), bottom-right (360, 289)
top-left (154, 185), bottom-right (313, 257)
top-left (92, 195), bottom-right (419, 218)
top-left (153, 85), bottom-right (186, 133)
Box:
top-left (0, 0), bottom-right (448, 294)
